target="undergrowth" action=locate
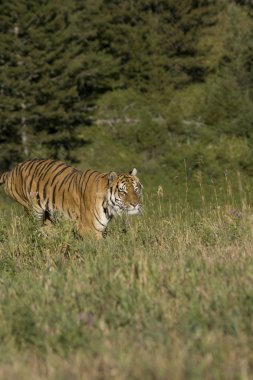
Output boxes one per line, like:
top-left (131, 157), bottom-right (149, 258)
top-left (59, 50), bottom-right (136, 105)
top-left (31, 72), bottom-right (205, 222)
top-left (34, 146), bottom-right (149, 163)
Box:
top-left (0, 186), bottom-right (252, 380)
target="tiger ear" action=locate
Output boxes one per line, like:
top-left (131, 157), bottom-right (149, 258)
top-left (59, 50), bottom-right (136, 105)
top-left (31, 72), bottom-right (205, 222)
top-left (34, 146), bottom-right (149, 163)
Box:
top-left (108, 171), bottom-right (117, 185)
top-left (130, 168), bottom-right (137, 176)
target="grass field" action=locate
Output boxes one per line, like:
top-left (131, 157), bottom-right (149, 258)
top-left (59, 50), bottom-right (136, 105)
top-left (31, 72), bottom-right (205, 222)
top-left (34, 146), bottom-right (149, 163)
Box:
top-left (0, 178), bottom-right (253, 380)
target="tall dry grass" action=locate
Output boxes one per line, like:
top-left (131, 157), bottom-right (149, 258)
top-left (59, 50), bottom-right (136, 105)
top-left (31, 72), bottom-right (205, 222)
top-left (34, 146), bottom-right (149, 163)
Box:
top-left (0, 179), bottom-right (252, 379)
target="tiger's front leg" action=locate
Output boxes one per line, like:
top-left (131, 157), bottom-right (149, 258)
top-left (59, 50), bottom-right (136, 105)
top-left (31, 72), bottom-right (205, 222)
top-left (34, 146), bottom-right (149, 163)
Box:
top-left (77, 223), bottom-right (104, 239)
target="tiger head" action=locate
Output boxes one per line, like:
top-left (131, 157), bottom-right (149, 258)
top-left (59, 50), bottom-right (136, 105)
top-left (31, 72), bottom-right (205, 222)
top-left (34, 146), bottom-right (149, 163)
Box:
top-left (107, 168), bottom-right (142, 216)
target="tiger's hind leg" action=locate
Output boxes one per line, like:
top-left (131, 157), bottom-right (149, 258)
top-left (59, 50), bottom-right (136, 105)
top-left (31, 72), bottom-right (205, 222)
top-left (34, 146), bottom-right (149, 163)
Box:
top-left (33, 207), bottom-right (46, 226)
top-left (32, 208), bottom-right (54, 237)
top-left (22, 204), bottom-right (45, 226)
top-left (30, 200), bottom-right (52, 227)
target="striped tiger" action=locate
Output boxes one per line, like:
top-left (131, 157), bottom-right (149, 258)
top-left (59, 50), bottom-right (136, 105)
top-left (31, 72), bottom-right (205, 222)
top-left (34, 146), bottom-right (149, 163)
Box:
top-left (0, 159), bottom-right (142, 238)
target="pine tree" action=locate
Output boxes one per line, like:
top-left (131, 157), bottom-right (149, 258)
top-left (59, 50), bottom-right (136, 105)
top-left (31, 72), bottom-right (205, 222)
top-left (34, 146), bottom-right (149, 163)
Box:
top-left (94, 0), bottom-right (222, 91)
top-left (0, 0), bottom-right (108, 168)
top-left (198, 1), bottom-right (253, 135)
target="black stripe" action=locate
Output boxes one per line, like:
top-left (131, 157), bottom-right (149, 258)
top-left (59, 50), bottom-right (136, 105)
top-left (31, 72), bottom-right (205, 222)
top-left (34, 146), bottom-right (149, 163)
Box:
top-left (27, 160), bottom-right (44, 194)
top-left (109, 187), bottom-right (116, 206)
top-left (61, 189), bottom-right (65, 210)
top-left (40, 160), bottom-right (58, 181)
top-left (36, 180), bottom-right (41, 202)
top-left (79, 170), bottom-right (93, 193)
top-left (27, 161), bottom-right (44, 194)
top-left (35, 161), bottom-right (57, 202)
top-left (36, 160), bottom-right (53, 177)
top-left (34, 209), bottom-right (44, 225)
top-left (13, 165), bottom-right (19, 179)
top-left (8, 171), bottom-right (14, 198)
top-left (92, 221), bottom-right (101, 232)
top-left (50, 165), bottom-right (70, 187)
top-left (42, 179), bottom-right (51, 201)
top-left (25, 159), bottom-right (41, 172)
top-left (50, 163), bottom-right (69, 210)
top-left (58, 170), bottom-right (76, 191)
top-left (67, 172), bottom-right (77, 191)
top-left (50, 162), bottom-right (68, 179)
top-left (77, 170), bottom-right (84, 189)
top-left (36, 191), bottom-right (42, 208)
top-left (18, 164), bottom-right (27, 200)
top-left (23, 160), bottom-right (42, 196)
top-left (84, 171), bottom-right (100, 194)
top-left (12, 165), bottom-right (21, 199)
top-left (45, 199), bottom-right (49, 212)
top-left (16, 163), bottom-right (22, 177)
top-left (25, 158), bottom-right (42, 207)
top-left (94, 212), bottom-right (105, 227)
top-left (52, 185), bottom-right (56, 208)
top-left (35, 161), bottom-right (55, 188)
top-left (82, 172), bottom-right (101, 214)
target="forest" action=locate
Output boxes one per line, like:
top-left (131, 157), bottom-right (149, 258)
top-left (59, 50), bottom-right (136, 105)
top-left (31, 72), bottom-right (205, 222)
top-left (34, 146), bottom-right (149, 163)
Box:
top-left (1, 0), bottom-right (253, 185)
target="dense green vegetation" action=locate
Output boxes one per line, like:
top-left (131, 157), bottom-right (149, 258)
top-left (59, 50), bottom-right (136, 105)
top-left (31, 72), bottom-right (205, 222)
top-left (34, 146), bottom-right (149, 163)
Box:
top-left (0, 184), bottom-right (253, 379)
top-left (1, 0), bottom-right (253, 181)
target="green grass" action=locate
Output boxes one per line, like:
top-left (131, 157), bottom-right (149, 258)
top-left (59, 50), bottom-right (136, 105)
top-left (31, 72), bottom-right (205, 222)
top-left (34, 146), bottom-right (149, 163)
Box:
top-left (0, 184), bottom-right (253, 380)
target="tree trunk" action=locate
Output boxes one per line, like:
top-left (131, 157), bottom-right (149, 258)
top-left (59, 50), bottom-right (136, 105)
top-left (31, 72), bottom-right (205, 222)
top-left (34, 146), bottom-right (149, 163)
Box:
top-left (21, 103), bottom-right (29, 157)
top-left (21, 118), bottom-right (29, 157)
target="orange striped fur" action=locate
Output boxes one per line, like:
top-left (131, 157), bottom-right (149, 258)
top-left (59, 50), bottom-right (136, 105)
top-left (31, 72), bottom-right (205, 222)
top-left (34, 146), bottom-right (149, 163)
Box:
top-left (0, 159), bottom-right (142, 238)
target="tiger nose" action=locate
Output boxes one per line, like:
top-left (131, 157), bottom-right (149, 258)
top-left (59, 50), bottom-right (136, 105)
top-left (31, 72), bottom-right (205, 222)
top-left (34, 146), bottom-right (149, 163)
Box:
top-left (130, 201), bottom-right (139, 207)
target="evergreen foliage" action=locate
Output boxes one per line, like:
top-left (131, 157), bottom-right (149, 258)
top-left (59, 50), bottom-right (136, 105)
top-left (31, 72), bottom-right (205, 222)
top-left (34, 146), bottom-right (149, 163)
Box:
top-left (0, 0), bottom-right (253, 178)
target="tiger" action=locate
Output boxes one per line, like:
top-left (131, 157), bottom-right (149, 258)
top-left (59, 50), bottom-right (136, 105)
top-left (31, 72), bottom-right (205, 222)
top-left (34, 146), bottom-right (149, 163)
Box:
top-left (0, 159), bottom-right (142, 238)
